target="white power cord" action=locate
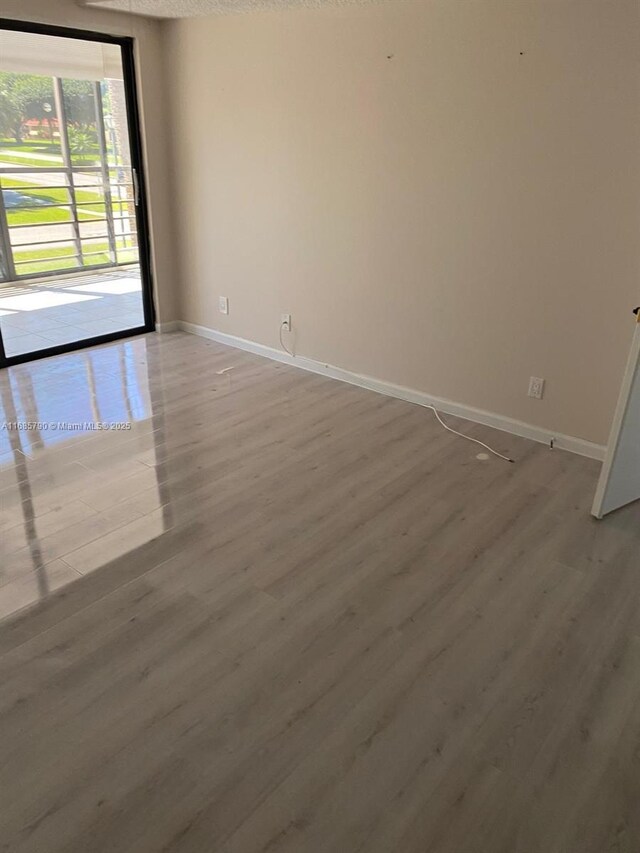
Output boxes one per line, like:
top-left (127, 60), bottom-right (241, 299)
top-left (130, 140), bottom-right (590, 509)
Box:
top-left (280, 322), bottom-right (294, 357)
top-left (426, 405), bottom-right (515, 463)
top-left (276, 320), bottom-right (511, 462)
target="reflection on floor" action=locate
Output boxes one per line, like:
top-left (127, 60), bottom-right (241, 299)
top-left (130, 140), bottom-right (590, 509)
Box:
top-left (1, 332), bottom-right (639, 852)
top-left (0, 334), bottom-right (160, 619)
top-left (0, 266), bottom-right (144, 357)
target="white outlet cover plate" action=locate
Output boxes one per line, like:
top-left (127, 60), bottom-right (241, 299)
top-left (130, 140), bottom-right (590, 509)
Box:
top-left (528, 377), bottom-right (545, 399)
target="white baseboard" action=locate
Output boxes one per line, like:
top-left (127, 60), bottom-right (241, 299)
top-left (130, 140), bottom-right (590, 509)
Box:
top-left (179, 321), bottom-right (606, 462)
top-left (156, 321), bottom-right (180, 333)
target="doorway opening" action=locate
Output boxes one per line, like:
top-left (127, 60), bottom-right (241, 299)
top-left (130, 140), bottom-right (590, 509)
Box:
top-left (0, 21), bottom-right (154, 366)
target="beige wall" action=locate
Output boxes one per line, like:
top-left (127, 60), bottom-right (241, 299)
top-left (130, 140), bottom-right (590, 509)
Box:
top-left (164, 0), bottom-right (640, 445)
top-left (0, 0), bottom-right (178, 323)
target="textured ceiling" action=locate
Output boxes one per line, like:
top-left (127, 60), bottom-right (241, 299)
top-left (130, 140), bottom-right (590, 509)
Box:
top-left (83, 0), bottom-right (383, 19)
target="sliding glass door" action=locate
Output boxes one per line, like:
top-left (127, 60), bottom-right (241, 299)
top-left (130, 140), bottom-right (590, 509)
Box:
top-left (0, 22), bottom-right (154, 365)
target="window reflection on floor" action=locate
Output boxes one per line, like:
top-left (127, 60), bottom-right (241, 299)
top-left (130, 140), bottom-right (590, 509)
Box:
top-left (0, 334), bottom-right (171, 620)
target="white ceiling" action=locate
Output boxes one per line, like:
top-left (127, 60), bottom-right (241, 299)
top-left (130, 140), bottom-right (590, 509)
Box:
top-left (82, 0), bottom-right (383, 19)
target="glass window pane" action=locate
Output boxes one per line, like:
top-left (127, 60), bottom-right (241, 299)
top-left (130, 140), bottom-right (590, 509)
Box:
top-left (79, 220), bottom-right (107, 240)
top-left (0, 73), bottom-right (63, 169)
top-left (0, 31), bottom-right (146, 361)
top-left (13, 239), bottom-right (79, 276)
top-left (62, 79), bottom-right (100, 169)
top-left (10, 221), bottom-right (77, 247)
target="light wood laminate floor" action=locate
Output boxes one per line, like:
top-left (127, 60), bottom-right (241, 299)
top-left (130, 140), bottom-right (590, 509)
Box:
top-left (0, 331), bottom-right (639, 853)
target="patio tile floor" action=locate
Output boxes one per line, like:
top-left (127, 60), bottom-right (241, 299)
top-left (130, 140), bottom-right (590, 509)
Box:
top-left (0, 267), bottom-right (145, 358)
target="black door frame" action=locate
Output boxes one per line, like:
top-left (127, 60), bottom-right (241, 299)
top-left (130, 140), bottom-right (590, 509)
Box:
top-left (0, 18), bottom-right (156, 368)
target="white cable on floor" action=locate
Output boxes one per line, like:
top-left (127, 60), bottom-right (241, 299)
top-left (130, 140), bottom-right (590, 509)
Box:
top-left (280, 322), bottom-right (294, 357)
top-left (426, 405), bottom-right (515, 463)
top-left (276, 323), bottom-right (510, 461)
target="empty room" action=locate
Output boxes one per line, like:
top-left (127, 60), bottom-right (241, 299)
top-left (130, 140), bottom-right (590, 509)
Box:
top-left (0, 0), bottom-right (639, 851)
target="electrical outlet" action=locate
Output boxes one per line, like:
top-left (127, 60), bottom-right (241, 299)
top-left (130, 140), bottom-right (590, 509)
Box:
top-left (281, 313), bottom-right (292, 332)
top-left (528, 376), bottom-right (545, 400)
top-left (219, 296), bottom-right (229, 315)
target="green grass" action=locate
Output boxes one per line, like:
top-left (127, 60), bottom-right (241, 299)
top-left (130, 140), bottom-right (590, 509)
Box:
top-left (0, 141), bottom-right (113, 167)
top-left (14, 239), bottom-right (138, 274)
top-left (0, 139), bottom-right (62, 154)
top-left (1, 177), bottom-right (115, 224)
top-left (0, 138), bottom-right (100, 167)
top-left (0, 170), bottom-right (137, 274)
top-left (8, 206), bottom-right (71, 226)
top-left (0, 152), bottom-right (64, 167)
top-left (0, 152), bottom-right (101, 167)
